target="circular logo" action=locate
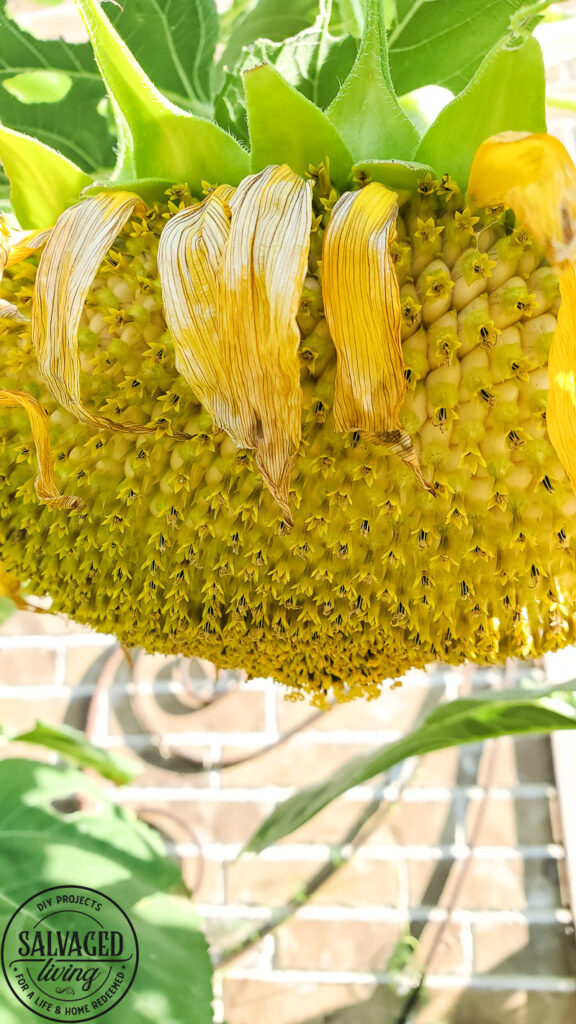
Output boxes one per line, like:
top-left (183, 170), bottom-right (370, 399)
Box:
top-left (1, 885), bottom-right (138, 1021)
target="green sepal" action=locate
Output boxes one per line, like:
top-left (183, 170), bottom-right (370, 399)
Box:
top-left (0, 125), bottom-right (92, 229)
top-left (244, 64), bottom-right (353, 187)
top-left (353, 158), bottom-right (435, 191)
top-left (327, 0), bottom-right (419, 161)
top-left (74, 0), bottom-right (249, 189)
top-left (415, 35), bottom-right (546, 189)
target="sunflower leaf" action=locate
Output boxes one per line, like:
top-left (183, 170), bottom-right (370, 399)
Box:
top-left (217, 0), bottom-right (320, 77)
top-left (108, 0), bottom-right (218, 110)
top-left (0, 0), bottom-right (218, 183)
top-left (10, 720), bottom-right (140, 784)
top-left (388, 0), bottom-right (545, 96)
top-left (246, 682), bottom-right (576, 852)
top-left (415, 35), bottom-right (546, 189)
top-left (0, 760), bottom-right (214, 1024)
top-left (0, 1), bottom-right (113, 172)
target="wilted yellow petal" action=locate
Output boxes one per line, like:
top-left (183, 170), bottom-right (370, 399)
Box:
top-left (159, 166), bottom-right (312, 523)
top-left (157, 185), bottom-right (235, 421)
top-left (469, 132), bottom-right (576, 264)
top-left (220, 165), bottom-right (312, 522)
top-left (5, 228), bottom-right (51, 268)
top-left (0, 235), bottom-right (8, 279)
top-left (31, 192), bottom-right (152, 432)
top-left (0, 564), bottom-right (34, 611)
top-left (546, 263), bottom-right (576, 488)
top-left (0, 299), bottom-right (26, 321)
top-left (0, 389), bottom-right (81, 509)
top-left (322, 182), bottom-right (431, 489)
top-left (469, 133), bottom-right (576, 491)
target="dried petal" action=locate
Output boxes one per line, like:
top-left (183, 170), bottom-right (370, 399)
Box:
top-left (0, 299), bottom-right (26, 321)
top-left (547, 263), bottom-right (576, 489)
top-left (220, 166), bottom-right (312, 521)
top-left (159, 166), bottom-right (312, 522)
top-left (6, 228), bottom-right (51, 267)
top-left (157, 185), bottom-right (234, 423)
top-left (469, 132), bottom-right (576, 264)
top-left (322, 181), bottom-right (431, 488)
top-left (0, 389), bottom-right (81, 509)
top-left (31, 192), bottom-right (152, 432)
top-left (469, 132), bottom-right (576, 489)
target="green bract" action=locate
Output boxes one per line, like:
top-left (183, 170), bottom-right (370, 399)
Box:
top-left (0, 0), bottom-right (548, 217)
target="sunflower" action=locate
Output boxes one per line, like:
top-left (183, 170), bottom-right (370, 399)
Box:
top-left (0, 0), bottom-right (575, 703)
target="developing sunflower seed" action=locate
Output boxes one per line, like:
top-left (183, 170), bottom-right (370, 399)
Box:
top-left (1, 1), bottom-right (576, 704)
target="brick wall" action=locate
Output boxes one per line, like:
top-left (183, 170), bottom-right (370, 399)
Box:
top-left (1, 610), bottom-right (574, 1024)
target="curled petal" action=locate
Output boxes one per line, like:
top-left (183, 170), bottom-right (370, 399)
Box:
top-left (0, 564), bottom-right (35, 611)
top-left (0, 389), bottom-right (81, 509)
top-left (322, 182), bottom-right (431, 489)
top-left (0, 299), bottom-right (26, 321)
top-left (220, 166), bottom-right (313, 523)
top-left (547, 264), bottom-right (576, 488)
top-left (468, 132), bottom-right (576, 264)
top-left (159, 166), bottom-right (312, 522)
top-left (0, 235), bottom-right (8, 279)
top-left (158, 185), bottom-right (234, 420)
top-left (31, 192), bottom-right (152, 432)
top-left (5, 228), bottom-right (51, 268)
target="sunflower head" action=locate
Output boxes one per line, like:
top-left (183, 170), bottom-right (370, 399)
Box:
top-left (0, 0), bottom-right (574, 703)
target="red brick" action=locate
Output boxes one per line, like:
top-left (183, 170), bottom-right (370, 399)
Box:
top-left (118, 796), bottom-right (271, 845)
top-left (277, 918), bottom-right (404, 971)
top-left (370, 799), bottom-right (454, 847)
top-left (0, 649), bottom-right (56, 687)
top-left (418, 989), bottom-right (576, 1024)
top-left (220, 739), bottom-right (372, 788)
top-left (409, 856), bottom-right (526, 910)
top-left (223, 979), bottom-right (379, 1024)
top-left (0, 695), bottom-right (70, 732)
top-left (107, 686), bottom-right (266, 736)
top-left (226, 858), bottom-right (315, 907)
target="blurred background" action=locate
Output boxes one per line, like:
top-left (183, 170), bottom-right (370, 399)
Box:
top-left (2, 1), bottom-right (576, 1023)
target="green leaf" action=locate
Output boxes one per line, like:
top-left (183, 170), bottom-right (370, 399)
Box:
top-left (108, 0), bottom-right (218, 111)
top-left (327, 0), bottom-right (419, 161)
top-left (246, 682), bottom-right (576, 852)
top-left (2, 69), bottom-right (72, 104)
top-left (11, 720), bottom-right (140, 784)
top-left (0, 760), bottom-right (213, 1024)
top-left (333, 0), bottom-right (365, 37)
top-left (415, 35), bottom-right (546, 188)
top-left (214, 67), bottom-right (250, 146)
top-left (353, 157), bottom-right (435, 190)
top-left (245, 63), bottom-right (353, 185)
top-left (388, 0), bottom-right (543, 96)
top-left (75, 0), bottom-right (249, 188)
top-left (0, 125), bottom-right (92, 228)
top-left (0, 0), bottom-right (219, 184)
top-left (218, 0), bottom-right (319, 76)
top-left (0, 1), bottom-right (115, 172)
